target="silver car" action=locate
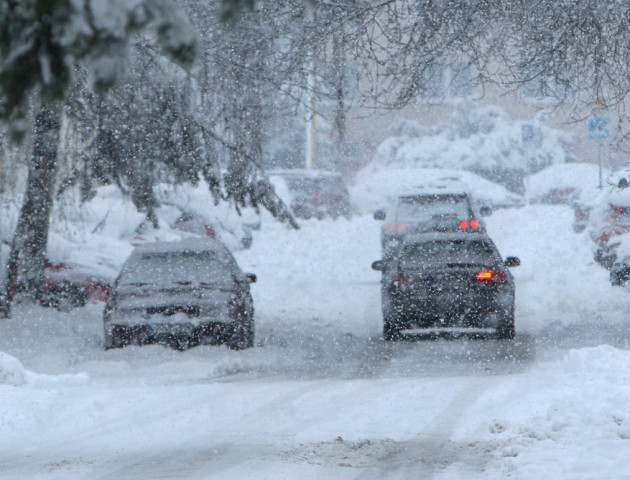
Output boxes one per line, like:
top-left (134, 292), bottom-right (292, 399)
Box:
top-left (103, 238), bottom-right (256, 350)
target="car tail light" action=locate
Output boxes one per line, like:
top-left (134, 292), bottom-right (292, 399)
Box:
top-left (476, 271), bottom-right (507, 283)
top-left (387, 223), bottom-right (407, 232)
top-left (390, 274), bottom-right (418, 287)
top-left (204, 224), bottom-right (217, 239)
top-left (460, 220), bottom-right (480, 230)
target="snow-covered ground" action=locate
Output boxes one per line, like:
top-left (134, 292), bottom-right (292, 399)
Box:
top-left (2, 204), bottom-right (630, 479)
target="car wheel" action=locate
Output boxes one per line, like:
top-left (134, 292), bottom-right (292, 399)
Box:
top-left (104, 333), bottom-right (123, 350)
top-left (496, 312), bottom-right (515, 340)
top-left (42, 283), bottom-right (87, 311)
top-left (171, 333), bottom-right (191, 351)
top-left (383, 317), bottom-right (402, 341)
top-left (226, 323), bottom-right (254, 350)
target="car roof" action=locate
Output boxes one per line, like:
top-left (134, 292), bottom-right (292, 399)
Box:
top-left (268, 169), bottom-right (342, 179)
top-left (130, 237), bottom-right (231, 257)
top-left (397, 192), bottom-right (471, 203)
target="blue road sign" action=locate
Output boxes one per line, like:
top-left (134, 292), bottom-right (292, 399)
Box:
top-left (589, 117), bottom-right (610, 141)
top-left (521, 124), bottom-right (542, 148)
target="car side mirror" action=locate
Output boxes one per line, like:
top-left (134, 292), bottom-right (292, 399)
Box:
top-left (245, 273), bottom-right (257, 283)
top-left (480, 206), bottom-right (493, 217)
top-left (373, 209), bottom-right (386, 221)
top-left (505, 257), bottom-right (520, 267)
top-left (371, 260), bottom-right (385, 271)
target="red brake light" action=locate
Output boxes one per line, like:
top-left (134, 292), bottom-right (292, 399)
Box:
top-left (387, 223), bottom-right (407, 232)
top-left (476, 271), bottom-right (507, 283)
top-left (459, 221), bottom-right (469, 229)
top-left (471, 219), bottom-right (479, 229)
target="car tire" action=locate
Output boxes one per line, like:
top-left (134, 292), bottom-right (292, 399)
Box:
top-left (104, 333), bottom-right (123, 350)
top-left (171, 333), bottom-right (191, 351)
top-left (383, 317), bottom-right (402, 341)
top-left (226, 322), bottom-right (254, 350)
top-left (496, 312), bottom-right (515, 340)
top-left (42, 283), bottom-right (87, 311)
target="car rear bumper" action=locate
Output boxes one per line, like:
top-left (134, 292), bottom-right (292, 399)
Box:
top-left (104, 321), bottom-right (236, 349)
top-left (386, 291), bottom-right (513, 328)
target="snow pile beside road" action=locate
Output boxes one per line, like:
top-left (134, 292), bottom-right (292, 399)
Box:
top-left (0, 352), bottom-right (27, 386)
top-left (472, 345), bottom-right (630, 478)
top-left (0, 351), bottom-right (88, 388)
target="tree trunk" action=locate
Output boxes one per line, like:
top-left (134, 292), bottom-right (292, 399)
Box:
top-left (332, 29), bottom-right (347, 147)
top-left (0, 101), bottom-right (61, 318)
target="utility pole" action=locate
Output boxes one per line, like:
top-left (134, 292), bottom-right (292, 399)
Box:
top-left (304, 5), bottom-right (317, 170)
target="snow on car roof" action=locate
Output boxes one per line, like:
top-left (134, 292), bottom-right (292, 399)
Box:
top-left (525, 163), bottom-right (605, 202)
top-left (130, 237), bottom-right (230, 257)
top-left (267, 169), bottom-right (342, 178)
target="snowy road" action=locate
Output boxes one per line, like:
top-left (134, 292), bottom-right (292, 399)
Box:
top-left (2, 205), bottom-right (630, 479)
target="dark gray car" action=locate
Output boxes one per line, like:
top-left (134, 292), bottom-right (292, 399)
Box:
top-left (372, 232), bottom-right (519, 340)
top-left (103, 237), bottom-right (256, 350)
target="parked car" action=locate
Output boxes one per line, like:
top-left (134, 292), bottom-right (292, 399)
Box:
top-left (569, 173), bottom-right (630, 269)
top-left (103, 237), bottom-right (256, 351)
top-left (40, 260), bottom-right (112, 310)
top-left (170, 209), bottom-right (254, 250)
top-left (2, 255), bottom-right (113, 311)
top-left (525, 163), bottom-right (604, 205)
top-left (606, 232), bottom-right (630, 285)
top-left (372, 232), bottom-right (520, 340)
top-left (268, 169), bottom-right (352, 220)
top-left (374, 192), bottom-right (492, 257)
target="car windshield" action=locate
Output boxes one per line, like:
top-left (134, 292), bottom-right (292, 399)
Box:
top-left (120, 250), bottom-right (233, 286)
top-left (319, 177), bottom-right (348, 195)
top-left (400, 240), bottom-right (499, 268)
top-left (396, 196), bottom-right (470, 221)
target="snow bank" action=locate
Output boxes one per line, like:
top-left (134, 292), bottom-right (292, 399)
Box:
top-left (0, 351), bottom-right (88, 387)
top-left (370, 104), bottom-right (574, 176)
top-left (0, 352), bottom-right (27, 386)
top-left (467, 345), bottom-right (630, 478)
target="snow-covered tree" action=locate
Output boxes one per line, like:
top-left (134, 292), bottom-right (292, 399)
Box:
top-left (0, 0), bottom-right (194, 316)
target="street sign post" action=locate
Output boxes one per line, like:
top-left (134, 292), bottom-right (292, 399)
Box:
top-left (589, 117), bottom-right (610, 189)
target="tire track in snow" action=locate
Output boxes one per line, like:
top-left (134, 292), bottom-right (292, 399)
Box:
top-left (351, 375), bottom-right (503, 479)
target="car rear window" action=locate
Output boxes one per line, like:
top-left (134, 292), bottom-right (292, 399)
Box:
top-left (396, 196), bottom-right (470, 220)
top-left (400, 240), bottom-right (499, 268)
top-left (285, 177), bottom-right (319, 195)
top-left (121, 250), bottom-right (233, 285)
